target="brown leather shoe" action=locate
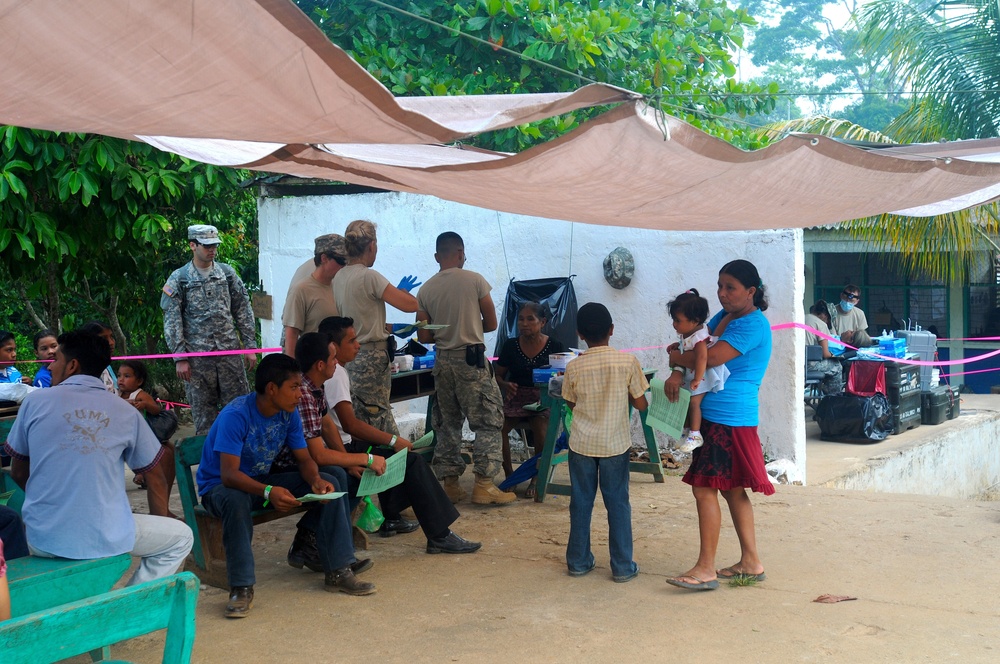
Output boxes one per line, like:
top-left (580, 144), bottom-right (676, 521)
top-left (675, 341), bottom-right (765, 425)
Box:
top-left (225, 585), bottom-right (254, 618)
top-left (324, 568), bottom-right (376, 596)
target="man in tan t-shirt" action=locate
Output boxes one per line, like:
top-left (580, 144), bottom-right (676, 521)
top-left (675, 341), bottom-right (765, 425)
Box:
top-left (281, 234), bottom-right (346, 355)
top-left (417, 232), bottom-right (515, 505)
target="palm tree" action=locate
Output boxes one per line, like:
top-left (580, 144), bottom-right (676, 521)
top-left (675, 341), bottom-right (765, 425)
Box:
top-left (858, 0), bottom-right (1000, 142)
top-left (756, 0), bottom-right (1000, 282)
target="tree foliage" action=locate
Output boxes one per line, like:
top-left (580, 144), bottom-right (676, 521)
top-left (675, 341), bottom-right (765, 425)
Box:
top-left (299, 0), bottom-right (779, 148)
top-left (741, 0), bottom-right (904, 122)
top-left (857, 0), bottom-right (1000, 141)
top-left (0, 127), bottom-right (256, 354)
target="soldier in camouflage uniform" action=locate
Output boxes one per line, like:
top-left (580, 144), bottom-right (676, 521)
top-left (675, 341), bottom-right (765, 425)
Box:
top-left (332, 220), bottom-right (420, 437)
top-left (161, 225), bottom-right (257, 435)
top-left (417, 232), bottom-right (515, 505)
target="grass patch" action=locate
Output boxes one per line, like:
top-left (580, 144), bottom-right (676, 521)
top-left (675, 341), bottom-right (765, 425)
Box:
top-left (727, 575), bottom-right (760, 588)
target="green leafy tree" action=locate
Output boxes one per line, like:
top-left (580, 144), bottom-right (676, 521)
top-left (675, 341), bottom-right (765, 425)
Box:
top-left (299, 0), bottom-right (779, 148)
top-left (0, 127), bottom-right (256, 355)
top-left (754, 0), bottom-right (1000, 282)
top-left (741, 0), bottom-right (905, 123)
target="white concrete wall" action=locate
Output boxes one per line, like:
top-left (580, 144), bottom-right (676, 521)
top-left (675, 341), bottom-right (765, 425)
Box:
top-left (258, 191), bottom-right (807, 476)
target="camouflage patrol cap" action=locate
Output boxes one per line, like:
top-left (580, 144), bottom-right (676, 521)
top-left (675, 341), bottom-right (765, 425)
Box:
top-left (314, 233), bottom-right (347, 259)
top-left (188, 224), bottom-right (222, 245)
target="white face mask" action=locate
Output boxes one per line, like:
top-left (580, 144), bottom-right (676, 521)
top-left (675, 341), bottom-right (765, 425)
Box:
top-left (840, 300), bottom-right (855, 312)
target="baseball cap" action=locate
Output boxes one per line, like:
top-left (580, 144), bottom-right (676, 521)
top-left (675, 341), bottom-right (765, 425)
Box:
top-left (314, 233), bottom-right (346, 259)
top-left (188, 224), bottom-right (222, 245)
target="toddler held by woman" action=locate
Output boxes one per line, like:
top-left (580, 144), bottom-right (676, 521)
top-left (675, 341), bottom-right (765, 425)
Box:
top-left (667, 290), bottom-right (729, 453)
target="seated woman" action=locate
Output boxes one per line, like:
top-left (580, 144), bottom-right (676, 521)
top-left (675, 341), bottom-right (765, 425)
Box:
top-left (804, 300), bottom-right (844, 395)
top-left (494, 302), bottom-right (565, 497)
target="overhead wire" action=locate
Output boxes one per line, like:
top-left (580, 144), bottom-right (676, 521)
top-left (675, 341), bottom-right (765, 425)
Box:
top-left (355, 1), bottom-right (977, 148)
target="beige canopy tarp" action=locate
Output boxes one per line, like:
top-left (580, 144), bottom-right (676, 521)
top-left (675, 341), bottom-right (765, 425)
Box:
top-left (4, 0), bottom-right (1000, 229)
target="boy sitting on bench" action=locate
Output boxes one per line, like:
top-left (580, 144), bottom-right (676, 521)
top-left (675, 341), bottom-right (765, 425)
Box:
top-left (196, 353), bottom-right (375, 619)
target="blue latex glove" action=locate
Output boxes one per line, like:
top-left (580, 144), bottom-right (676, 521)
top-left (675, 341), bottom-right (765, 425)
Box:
top-left (396, 275), bottom-right (422, 292)
top-left (390, 323), bottom-right (416, 338)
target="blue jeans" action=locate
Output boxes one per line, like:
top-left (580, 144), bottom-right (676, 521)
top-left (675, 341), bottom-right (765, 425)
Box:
top-left (202, 469), bottom-right (356, 587)
top-left (566, 449), bottom-right (636, 578)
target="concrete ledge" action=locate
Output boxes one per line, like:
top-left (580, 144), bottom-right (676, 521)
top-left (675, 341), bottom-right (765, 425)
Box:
top-left (815, 394), bottom-right (1000, 499)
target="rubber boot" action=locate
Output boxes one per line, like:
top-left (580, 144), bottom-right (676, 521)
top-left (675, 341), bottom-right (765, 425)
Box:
top-left (442, 476), bottom-right (467, 504)
top-left (471, 473), bottom-right (517, 505)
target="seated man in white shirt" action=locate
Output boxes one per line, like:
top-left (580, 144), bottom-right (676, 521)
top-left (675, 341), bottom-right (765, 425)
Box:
top-left (4, 329), bottom-right (192, 586)
top-left (312, 321), bottom-right (481, 554)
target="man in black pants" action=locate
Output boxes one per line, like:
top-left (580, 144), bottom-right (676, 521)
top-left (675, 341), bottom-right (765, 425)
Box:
top-left (299, 325), bottom-right (480, 555)
top-left (0, 506), bottom-right (28, 560)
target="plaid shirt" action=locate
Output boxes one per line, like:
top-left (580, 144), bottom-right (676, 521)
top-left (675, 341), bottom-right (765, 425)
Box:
top-left (270, 374), bottom-right (327, 471)
top-left (561, 346), bottom-right (649, 457)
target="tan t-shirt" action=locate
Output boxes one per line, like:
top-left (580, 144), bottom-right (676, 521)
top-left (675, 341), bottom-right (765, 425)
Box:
top-left (417, 268), bottom-right (492, 350)
top-left (281, 273), bottom-right (338, 334)
top-left (289, 258), bottom-right (314, 287)
top-left (332, 264), bottom-right (391, 344)
top-left (803, 313), bottom-right (831, 346)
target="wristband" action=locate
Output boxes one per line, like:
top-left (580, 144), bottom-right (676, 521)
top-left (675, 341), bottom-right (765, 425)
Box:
top-left (389, 434), bottom-right (398, 448)
top-left (263, 484), bottom-right (273, 507)
top-left (367, 453), bottom-right (374, 468)
top-left (671, 367), bottom-right (684, 373)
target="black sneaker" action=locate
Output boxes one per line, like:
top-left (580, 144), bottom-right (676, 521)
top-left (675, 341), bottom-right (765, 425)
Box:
top-left (324, 568), bottom-right (377, 596)
top-left (350, 558), bottom-right (374, 575)
top-left (378, 517), bottom-right (420, 537)
top-left (287, 529), bottom-right (322, 572)
top-left (225, 585), bottom-right (254, 618)
top-left (426, 531), bottom-right (482, 554)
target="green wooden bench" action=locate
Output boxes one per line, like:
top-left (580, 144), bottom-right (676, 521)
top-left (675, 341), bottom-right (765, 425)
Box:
top-left (534, 371), bottom-right (664, 502)
top-left (1, 571), bottom-right (199, 664)
top-left (175, 435), bottom-right (315, 589)
top-left (8, 553), bottom-right (132, 618)
top-left (7, 553), bottom-right (132, 661)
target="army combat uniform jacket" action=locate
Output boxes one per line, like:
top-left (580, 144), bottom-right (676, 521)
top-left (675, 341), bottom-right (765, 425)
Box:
top-left (160, 261), bottom-right (256, 356)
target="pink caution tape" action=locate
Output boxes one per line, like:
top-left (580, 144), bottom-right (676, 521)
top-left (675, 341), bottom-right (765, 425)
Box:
top-left (772, 322), bottom-right (1000, 367)
top-left (15, 347), bottom-right (282, 363)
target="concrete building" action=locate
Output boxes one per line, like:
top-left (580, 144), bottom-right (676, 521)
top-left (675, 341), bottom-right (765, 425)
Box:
top-left (256, 183), bottom-right (818, 482)
top-left (804, 228), bottom-right (1000, 393)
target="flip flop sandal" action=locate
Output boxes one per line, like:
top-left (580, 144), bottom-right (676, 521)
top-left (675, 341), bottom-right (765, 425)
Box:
top-left (665, 575), bottom-right (719, 591)
top-left (717, 567), bottom-right (766, 582)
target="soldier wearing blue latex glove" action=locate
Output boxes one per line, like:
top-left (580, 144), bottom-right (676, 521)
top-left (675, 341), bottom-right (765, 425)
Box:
top-left (396, 275), bottom-right (422, 292)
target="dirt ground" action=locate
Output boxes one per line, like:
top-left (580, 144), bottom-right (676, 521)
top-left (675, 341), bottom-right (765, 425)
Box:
top-left (107, 456), bottom-right (1000, 664)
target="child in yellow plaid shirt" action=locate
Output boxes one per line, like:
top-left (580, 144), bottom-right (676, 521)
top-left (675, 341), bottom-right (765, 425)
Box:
top-left (561, 303), bottom-right (648, 582)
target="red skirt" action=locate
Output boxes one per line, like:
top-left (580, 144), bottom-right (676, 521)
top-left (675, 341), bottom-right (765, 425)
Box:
top-left (682, 419), bottom-right (775, 495)
top-left (504, 385), bottom-right (541, 419)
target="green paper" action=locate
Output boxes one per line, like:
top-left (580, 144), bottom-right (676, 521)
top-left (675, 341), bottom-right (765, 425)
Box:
top-left (389, 321), bottom-right (449, 335)
top-left (411, 431), bottom-right (435, 449)
top-left (356, 448), bottom-right (408, 496)
top-left (0, 489), bottom-right (13, 506)
top-left (297, 492), bottom-right (346, 502)
top-left (645, 378), bottom-right (691, 440)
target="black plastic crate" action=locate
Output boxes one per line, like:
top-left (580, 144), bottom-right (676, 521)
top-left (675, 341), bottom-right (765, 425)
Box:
top-left (892, 391), bottom-right (921, 434)
top-left (921, 386), bottom-right (959, 424)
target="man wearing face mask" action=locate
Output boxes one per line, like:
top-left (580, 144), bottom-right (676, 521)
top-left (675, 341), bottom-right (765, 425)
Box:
top-left (831, 284), bottom-right (874, 347)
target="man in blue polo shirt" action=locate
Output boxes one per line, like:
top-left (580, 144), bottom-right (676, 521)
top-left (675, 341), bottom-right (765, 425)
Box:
top-left (4, 329), bottom-right (192, 585)
top-left (197, 353), bottom-right (375, 619)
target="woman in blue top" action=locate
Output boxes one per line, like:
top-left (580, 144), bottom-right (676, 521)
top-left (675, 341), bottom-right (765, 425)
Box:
top-left (663, 259), bottom-right (774, 591)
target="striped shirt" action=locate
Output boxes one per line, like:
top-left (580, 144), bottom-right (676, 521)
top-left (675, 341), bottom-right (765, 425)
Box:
top-left (562, 346), bottom-right (649, 457)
